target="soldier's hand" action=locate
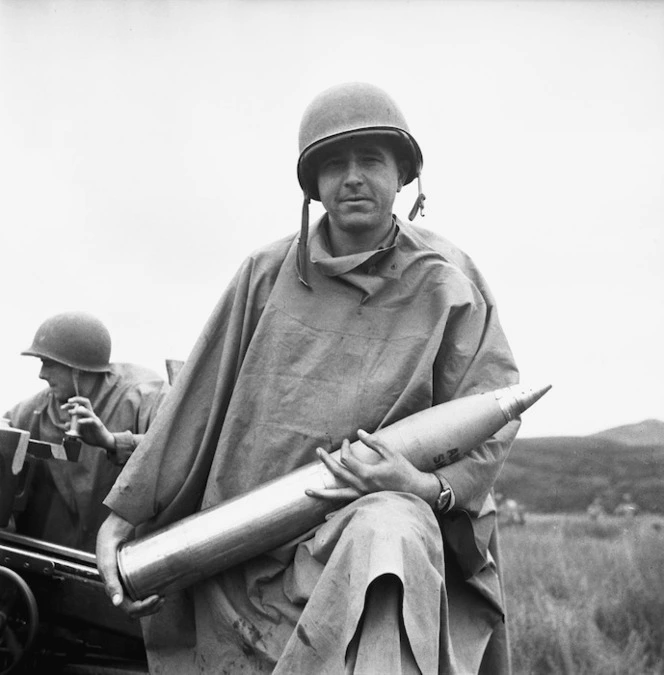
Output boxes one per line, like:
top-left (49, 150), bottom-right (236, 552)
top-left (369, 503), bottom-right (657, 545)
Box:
top-left (96, 512), bottom-right (164, 618)
top-left (62, 396), bottom-right (115, 451)
top-left (306, 430), bottom-right (438, 504)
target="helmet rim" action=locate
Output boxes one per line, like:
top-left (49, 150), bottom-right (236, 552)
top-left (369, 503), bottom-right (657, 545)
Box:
top-left (20, 346), bottom-right (112, 372)
top-left (297, 127), bottom-right (423, 201)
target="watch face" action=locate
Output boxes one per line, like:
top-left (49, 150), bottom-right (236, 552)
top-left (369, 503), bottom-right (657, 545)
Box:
top-left (436, 489), bottom-right (451, 512)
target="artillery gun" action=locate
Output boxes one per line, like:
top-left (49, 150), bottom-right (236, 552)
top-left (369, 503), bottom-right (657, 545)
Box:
top-left (0, 428), bottom-right (147, 674)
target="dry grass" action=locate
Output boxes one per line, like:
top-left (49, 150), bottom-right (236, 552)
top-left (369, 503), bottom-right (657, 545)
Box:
top-left (500, 513), bottom-right (664, 675)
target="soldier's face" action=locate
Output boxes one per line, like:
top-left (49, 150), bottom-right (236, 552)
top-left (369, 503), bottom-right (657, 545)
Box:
top-left (317, 138), bottom-right (405, 245)
top-left (39, 359), bottom-right (76, 401)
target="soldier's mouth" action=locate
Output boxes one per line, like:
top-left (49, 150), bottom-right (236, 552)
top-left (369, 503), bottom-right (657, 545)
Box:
top-left (341, 197), bottom-right (372, 205)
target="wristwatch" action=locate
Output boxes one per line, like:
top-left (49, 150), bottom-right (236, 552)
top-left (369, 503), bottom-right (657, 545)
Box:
top-left (433, 474), bottom-right (453, 513)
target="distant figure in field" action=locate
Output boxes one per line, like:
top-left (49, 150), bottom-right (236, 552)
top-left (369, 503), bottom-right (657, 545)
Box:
top-left (614, 493), bottom-right (639, 518)
top-left (495, 492), bottom-right (526, 526)
top-left (587, 496), bottom-right (605, 521)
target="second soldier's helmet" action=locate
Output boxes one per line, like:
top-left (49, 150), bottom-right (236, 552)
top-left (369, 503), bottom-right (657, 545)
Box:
top-left (21, 311), bottom-right (112, 372)
top-left (297, 82), bottom-right (423, 201)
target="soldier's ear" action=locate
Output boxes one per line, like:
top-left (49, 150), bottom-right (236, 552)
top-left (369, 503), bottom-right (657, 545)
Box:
top-left (396, 160), bottom-right (410, 192)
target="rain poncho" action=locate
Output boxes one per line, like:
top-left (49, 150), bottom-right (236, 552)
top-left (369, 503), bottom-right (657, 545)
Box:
top-left (106, 219), bottom-right (520, 673)
top-left (5, 363), bottom-right (169, 551)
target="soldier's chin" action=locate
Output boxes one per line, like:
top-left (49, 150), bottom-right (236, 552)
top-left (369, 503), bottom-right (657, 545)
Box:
top-left (51, 388), bottom-right (70, 402)
top-left (337, 212), bottom-right (380, 231)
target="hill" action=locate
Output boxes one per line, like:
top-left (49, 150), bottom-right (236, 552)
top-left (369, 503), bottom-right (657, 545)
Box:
top-left (495, 419), bottom-right (664, 514)
top-left (592, 418), bottom-right (664, 446)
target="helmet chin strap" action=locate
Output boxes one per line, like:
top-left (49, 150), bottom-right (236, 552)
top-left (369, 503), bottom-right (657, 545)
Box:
top-left (408, 175), bottom-right (426, 221)
top-left (72, 368), bottom-right (80, 397)
top-left (65, 367), bottom-right (82, 439)
top-left (297, 194), bottom-right (312, 289)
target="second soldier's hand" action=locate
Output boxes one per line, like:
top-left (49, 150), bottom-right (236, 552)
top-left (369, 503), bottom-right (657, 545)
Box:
top-left (62, 396), bottom-right (115, 451)
top-left (305, 429), bottom-right (437, 502)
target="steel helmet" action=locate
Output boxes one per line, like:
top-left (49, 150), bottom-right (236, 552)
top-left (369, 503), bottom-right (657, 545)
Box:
top-left (21, 311), bottom-right (112, 372)
top-left (297, 82), bottom-right (423, 201)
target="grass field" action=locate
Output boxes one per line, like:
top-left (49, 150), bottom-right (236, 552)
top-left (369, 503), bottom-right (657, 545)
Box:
top-left (500, 513), bottom-right (664, 675)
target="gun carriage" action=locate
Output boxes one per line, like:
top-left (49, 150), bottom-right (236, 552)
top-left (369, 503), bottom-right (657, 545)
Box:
top-left (0, 428), bottom-right (147, 674)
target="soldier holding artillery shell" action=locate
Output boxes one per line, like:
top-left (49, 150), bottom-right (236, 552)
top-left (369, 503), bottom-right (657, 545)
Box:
top-left (97, 83), bottom-right (521, 674)
top-left (3, 311), bottom-right (169, 552)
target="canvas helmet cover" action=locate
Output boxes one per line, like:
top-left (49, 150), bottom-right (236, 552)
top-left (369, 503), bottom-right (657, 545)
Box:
top-left (297, 82), bottom-right (423, 201)
top-left (21, 311), bottom-right (112, 372)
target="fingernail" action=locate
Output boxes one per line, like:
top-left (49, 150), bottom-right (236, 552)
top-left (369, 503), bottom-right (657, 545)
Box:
top-left (112, 593), bottom-right (122, 606)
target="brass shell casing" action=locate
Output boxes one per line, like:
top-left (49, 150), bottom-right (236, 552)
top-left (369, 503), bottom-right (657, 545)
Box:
top-left (118, 383), bottom-right (551, 601)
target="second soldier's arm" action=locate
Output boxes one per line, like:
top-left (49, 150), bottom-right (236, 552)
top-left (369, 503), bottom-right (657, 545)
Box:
top-left (61, 396), bottom-right (142, 465)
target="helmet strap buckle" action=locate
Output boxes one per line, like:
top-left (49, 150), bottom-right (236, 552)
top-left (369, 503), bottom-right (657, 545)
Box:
top-left (408, 175), bottom-right (426, 221)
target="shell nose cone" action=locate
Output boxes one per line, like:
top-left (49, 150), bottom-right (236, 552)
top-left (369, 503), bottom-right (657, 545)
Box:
top-left (514, 383), bottom-right (552, 415)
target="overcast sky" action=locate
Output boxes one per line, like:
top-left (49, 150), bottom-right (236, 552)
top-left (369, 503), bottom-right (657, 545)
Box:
top-left (1, 0), bottom-right (662, 438)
